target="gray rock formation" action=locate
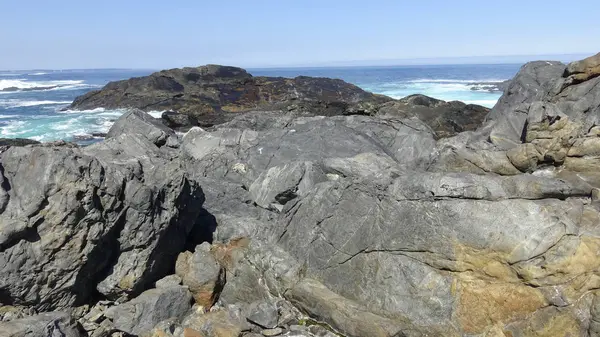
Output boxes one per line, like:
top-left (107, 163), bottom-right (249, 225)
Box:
top-left (67, 65), bottom-right (391, 127)
top-left (4, 54), bottom-right (600, 337)
top-left (0, 312), bottom-right (82, 337)
top-left (0, 112), bottom-right (204, 311)
top-left (104, 285), bottom-right (192, 335)
top-left (66, 65), bottom-right (490, 137)
top-left (0, 138), bottom-right (40, 147)
top-left (246, 301), bottom-right (279, 329)
top-left (378, 94), bottom-right (490, 138)
top-left (106, 109), bottom-right (179, 147)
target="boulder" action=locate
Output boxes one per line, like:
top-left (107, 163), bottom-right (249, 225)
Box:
top-left (104, 285), bottom-right (193, 335)
top-left (106, 109), bottom-right (179, 147)
top-left (564, 52), bottom-right (600, 86)
top-left (0, 312), bottom-right (82, 337)
top-left (273, 173), bottom-right (597, 335)
top-left (176, 243), bottom-right (226, 308)
top-left (0, 306), bottom-right (37, 322)
top-left (245, 301), bottom-right (279, 329)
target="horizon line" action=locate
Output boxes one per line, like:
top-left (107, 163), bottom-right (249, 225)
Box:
top-left (0, 52), bottom-right (594, 72)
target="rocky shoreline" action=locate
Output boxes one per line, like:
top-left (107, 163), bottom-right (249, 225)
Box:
top-left (1, 52), bottom-right (600, 337)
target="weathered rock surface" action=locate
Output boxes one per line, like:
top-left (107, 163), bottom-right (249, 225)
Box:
top-left (377, 94), bottom-right (490, 138)
top-left (104, 285), bottom-right (192, 335)
top-left (5, 54), bottom-right (600, 337)
top-left (564, 52), bottom-right (600, 86)
top-left (245, 301), bottom-right (279, 329)
top-left (0, 112), bottom-right (204, 311)
top-left (0, 312), bottom-right (82, 337)
top-left (67, 65), bottom-right (391, 127)
top-left (0, 138), bottom-right (40, 147)
top-left (106, 108), bottom-right (179, 147)
top-left (175, 242), bottom-right (226, 308)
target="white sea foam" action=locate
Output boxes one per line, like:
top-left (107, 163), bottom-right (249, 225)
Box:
top-left (0, 99), bottom-right (72, 108)
top-left (0, 120), bottom-right (27, 136)
top-left (29, 72), bottom-right (48, 76)
top-left (407, 78), bottom-right (507, 83)
top-left (0, 109), bottom-right (126, 142)
top-left (147, 110), bottom-right (166, 118)
top-left (0, 79), bottom-right (87, 92)
top-left (58, 107), bottom-right (107, 114)
top-left (463, 100), bottom-right (498, 108)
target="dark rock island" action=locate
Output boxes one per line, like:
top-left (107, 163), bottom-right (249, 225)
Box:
top-left (67, 65), bottom-right (489, 138)
top-left (2, 52), bottom-right (600, 337)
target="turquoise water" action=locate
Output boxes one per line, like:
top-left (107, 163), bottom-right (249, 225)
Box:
top-left (0, 64), bottom-right (521, 142)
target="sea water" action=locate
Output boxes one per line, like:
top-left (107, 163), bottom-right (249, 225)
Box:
top-left (0, 64), bottom-right (521, 143)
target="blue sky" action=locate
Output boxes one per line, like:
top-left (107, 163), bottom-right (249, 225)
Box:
top-left (1, 0), bottom-right (599, 69)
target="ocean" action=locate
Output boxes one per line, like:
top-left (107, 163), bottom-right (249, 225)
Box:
top-left (0, 64), bottom-right (521, 143)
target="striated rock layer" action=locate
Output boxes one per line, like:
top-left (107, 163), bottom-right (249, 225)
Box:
top-left (2, 53), bottom-right (600, 337)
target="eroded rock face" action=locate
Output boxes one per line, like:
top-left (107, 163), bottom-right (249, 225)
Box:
top-left (0, 111), bottom-right (205, 311)
top-left (0, 312), bottom-right (82, 337)
top-left (103, 285), bottom-right (193, 335)
top-left (564, 52), bottom-right (600, 86)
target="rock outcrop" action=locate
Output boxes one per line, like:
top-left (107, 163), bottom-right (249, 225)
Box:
top-left (3, 53), bottom-right (600, 337)
top-left (67, 65), bottom-right (391, 127)
top-left (377, 94), bottom-right (490, 138)
top-left (0, 120), bottom-right (205, 311)
top-left (0, 312), bottom-right (83, 337)
top-left (0, 138), bottom-right (40, 147)
top-left (66, 65), bottom-right (489, 138)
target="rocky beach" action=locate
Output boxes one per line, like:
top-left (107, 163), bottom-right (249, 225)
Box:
top-left (1, 52), bottom-right (600, 337)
